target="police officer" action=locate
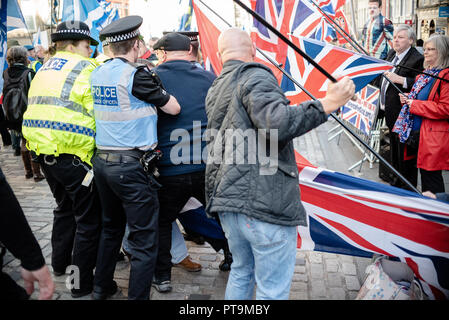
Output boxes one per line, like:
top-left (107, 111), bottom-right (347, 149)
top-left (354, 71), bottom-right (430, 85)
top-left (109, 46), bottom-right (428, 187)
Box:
top-left (91, 16), bottom-right (180, 300)
top-left (24, 45), bottom-right (43, 72)
top-left (22, 21), bottom-right (102, 298)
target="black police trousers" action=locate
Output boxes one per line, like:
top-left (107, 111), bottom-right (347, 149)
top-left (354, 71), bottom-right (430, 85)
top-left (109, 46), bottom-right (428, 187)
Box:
top-left (36, 154), bottom-right (102, 294)
top-left (92, 151), bottom-right (160, 300)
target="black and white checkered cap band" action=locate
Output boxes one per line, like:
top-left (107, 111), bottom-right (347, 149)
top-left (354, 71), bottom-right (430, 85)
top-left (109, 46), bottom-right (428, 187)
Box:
top-left (105, 30), bottom-right (140, 44)
top-left (56, 29), bottom-right (91, 37)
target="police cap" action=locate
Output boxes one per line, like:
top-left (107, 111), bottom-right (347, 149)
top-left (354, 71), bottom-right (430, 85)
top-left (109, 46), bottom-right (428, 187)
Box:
top-left (100, 16), bottom-right (143, 46)
top-left (153, 33), bottom-right (190, 51)
top-left (51, 20), bottom-right (99, 46)
top-left (176, 31), bottom-right (199, 43)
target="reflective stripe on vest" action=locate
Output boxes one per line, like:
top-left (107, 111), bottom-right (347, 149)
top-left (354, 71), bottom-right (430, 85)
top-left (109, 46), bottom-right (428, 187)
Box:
top-left (23, 119), bottom-right (95, 138)
top-left (91, 58), bottom-right (158, 149)
top-left (61, 60), bottom-right (92, 100)
top-left (28, 96), bottom-right (93, 118)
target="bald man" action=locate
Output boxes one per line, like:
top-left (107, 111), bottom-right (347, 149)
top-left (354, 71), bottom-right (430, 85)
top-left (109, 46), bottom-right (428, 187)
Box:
top-left (205, 28), bottom-right (355, 300)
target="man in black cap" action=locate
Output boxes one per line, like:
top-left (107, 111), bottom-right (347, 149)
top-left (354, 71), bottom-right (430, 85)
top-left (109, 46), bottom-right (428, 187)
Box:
top-left (90, 15), bottom-right (180, 300)
top-left (162, 31), bottom-right (202, 67)
top-left (21, 20), bottom-right (102, 298)
top-left (151, 32), bottom-right (232, 293)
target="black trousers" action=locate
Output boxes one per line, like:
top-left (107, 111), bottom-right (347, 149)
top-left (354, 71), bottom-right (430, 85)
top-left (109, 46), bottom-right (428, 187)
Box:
top-left (420, 168), bottom-right (445, 194)
top-left (0, 108), bottom-right (11, 146)
top-left (154, 171), bottom-right (209, 281)
top-left (36, 154), bottom-right (102, 293)
top-left (389, 131), bottom-right (418, 191)
top-left (92, 152), bottom-right (160, 300)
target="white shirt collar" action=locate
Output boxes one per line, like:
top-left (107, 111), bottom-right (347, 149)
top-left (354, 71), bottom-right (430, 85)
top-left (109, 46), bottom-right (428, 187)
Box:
top-left (394, 46), bottom-right (411, 64)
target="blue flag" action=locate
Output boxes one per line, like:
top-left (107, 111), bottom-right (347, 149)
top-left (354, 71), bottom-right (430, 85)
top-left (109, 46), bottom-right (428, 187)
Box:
top-left (6, 0), bottom-right (26, 32)
top-left (1, 0), bottom-right (7, 95)
top-left (62, 0), bottom-right (119, 53)
top-left (178, 0), bottom-right (193, 31)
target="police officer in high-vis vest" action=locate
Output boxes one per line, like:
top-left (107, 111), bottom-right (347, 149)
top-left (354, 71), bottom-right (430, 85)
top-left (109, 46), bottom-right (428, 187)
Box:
top-left (91, 16), bottom-right (180, 300)
top-left (24, 45), bottom-right (43, 72)
top-left (22, 21), bottom-right (102, 298)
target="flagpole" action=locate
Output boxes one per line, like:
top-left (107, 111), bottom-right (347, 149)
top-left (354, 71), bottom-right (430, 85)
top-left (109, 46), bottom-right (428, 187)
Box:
top-left (308, 0), bottom-right (449, 84)
top-left (207, 0), bottom-right (421, 194)
top-left (349, 0), bottom-right (357, 43)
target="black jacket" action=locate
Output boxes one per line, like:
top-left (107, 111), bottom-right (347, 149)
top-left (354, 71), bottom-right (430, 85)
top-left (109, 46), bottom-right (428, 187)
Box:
top-left (374, 47), bottom-right (423, 130)
top-left (0, 167), bottom-right (45, 272)
top-left (205, 60), bottom-right (327, 226)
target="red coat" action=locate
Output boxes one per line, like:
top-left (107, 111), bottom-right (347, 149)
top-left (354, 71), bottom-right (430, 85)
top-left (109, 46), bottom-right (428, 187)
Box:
top-left (410, 68), bottom-right (449, 171)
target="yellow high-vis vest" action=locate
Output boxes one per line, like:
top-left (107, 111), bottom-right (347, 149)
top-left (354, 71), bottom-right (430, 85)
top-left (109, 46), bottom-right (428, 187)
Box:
top-left (22, 51), bottom-right (99, 165)
top-left (28, 60), bottom-right (41, 72)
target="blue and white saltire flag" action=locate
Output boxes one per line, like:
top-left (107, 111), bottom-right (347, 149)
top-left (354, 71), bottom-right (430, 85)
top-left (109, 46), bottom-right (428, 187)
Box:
top-left (62, 0), bottom-right (119, 52)
top-left (178, 0), bottom-right (193, 31)
top-left (51, 0), bottom-right (60, 25)
top-left (6, 0), bottom-right (26, 32)
top-left (0, 0), bottom-right (7, 95)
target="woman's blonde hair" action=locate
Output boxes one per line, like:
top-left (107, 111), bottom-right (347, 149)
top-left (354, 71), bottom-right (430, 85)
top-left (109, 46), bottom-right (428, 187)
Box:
top-left (424, 34), bottom-right (449, 69)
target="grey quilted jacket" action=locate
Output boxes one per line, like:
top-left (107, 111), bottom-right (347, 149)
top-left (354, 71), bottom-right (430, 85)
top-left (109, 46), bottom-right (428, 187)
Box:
top-left (204, 60), bottom-right (328, 226)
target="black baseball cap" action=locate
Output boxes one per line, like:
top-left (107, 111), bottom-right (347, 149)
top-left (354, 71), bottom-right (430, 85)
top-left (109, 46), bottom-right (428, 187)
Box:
top-left (153, 33), bottom-right (190, 51)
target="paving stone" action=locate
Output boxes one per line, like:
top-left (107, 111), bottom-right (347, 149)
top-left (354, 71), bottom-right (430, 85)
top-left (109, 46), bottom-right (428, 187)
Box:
top-left (345, 275), bottom-right (361, 291)
top-left (294, 265), bottom-right (306, 274)
top-left (325, 259), bottom-right (339, 273)
top-left (310, 263), bottom-right (324, 279)
top-left (310, 280), bottom-right (327, 298)
top-left (327, 273), bottom-right (342, 287)
top-left (342, 262), bottom-right (357, 275)
top-left (329, 288), bottom-right (346, 300)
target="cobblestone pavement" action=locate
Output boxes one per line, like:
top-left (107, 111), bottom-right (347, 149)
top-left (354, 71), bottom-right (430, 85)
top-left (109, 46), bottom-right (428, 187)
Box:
top-left (3, 120), bottom-right (446, 300)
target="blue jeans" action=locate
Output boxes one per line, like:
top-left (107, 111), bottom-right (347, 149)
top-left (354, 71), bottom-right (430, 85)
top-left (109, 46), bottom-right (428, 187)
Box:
top-left (218, 212), bottom-right (297, 300)
top-left (123, 221), bottom-right (188, 264)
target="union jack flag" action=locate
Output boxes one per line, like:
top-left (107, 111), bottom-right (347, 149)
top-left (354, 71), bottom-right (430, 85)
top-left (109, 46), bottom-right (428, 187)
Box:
top-left (295, 152), bottom-right (449, 300)
top-left (251, 0), bottom-right (393, 104)
top-left (341, 85), bottom-right (379, 137)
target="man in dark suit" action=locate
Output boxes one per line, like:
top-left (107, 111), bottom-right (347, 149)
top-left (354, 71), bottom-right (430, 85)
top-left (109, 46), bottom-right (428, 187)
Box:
top-left (375, 24), bottom-right (423, 190)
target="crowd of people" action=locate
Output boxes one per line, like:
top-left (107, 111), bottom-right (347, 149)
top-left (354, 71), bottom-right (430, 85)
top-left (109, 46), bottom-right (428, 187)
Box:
top-left (0, 0), bottom-right (447, 302)
top-left (0, 14), bottom-right (354, 301)
top-left (363, 0), bottom-right (449, 198)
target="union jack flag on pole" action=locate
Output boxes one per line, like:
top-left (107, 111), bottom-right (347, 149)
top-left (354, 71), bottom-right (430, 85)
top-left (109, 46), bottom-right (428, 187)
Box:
top-left (295, 152), bottom-right (449, 300)
top-left (250, 0), bottom-right (393, 104)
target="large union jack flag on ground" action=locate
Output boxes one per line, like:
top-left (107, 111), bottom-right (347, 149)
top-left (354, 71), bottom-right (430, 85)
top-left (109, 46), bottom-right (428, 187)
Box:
top-left (341, 85), bottom-right (379, 138)
top-left (295, 152), bottom-right (449, 300)
top-left (251, 0), bottom-right (393, 104)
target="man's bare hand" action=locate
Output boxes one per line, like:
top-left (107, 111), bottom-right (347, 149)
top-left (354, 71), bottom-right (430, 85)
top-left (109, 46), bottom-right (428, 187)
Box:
top-left (320, 76), bottom-right (355, 115)
top-left (21, 265), bottom-right (55, 300)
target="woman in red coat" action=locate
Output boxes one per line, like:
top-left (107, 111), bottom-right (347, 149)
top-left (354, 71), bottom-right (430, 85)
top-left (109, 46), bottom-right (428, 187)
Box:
top-left (396, 34), bottom-right (449, 193)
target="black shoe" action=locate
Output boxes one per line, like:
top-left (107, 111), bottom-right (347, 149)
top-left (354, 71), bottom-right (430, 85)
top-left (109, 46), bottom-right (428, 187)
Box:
top-left (92, 281), bottom-right (118, 300)
top-left (219, 253), bottom-right (233, 272)
top-left (14, 149), bottom-right (21, 156)
top-left (71, 288), bottom-right (93, 299)
top-left (152, 278), bottom-right (172, 293)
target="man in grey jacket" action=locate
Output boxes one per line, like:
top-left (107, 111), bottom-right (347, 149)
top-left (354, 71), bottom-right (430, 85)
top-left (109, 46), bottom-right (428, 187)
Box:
top-left (205, 28), bottom-right (355, 300)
